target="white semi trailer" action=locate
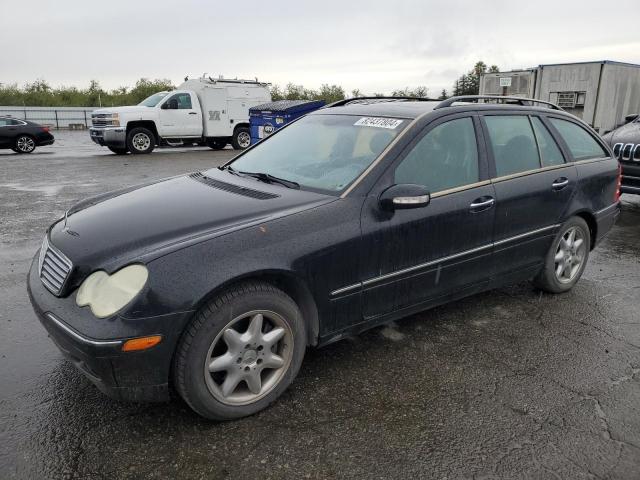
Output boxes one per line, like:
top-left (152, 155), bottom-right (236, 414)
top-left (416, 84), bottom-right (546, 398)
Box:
top-left (89, 76), bottom-right (271, 154)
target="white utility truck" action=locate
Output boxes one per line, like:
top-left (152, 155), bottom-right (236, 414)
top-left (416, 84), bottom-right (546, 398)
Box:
top-left (89, 76), bottom-right (271, 154)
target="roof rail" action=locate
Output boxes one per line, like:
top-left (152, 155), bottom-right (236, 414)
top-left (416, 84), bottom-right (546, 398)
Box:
top-left (435, 95), bottom-right (563, 111)
top-left (325, 96), bottom-right (439, 108)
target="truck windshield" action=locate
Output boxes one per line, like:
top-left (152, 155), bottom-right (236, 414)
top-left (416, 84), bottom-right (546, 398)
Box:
top-left (217, 114), bottom-right (408, 194)
top-left (139, 92), bottom-right (169, 107)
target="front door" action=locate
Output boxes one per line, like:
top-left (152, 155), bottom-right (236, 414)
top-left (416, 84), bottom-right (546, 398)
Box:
top-left (360, 114), bottom-right (496, 320)
top-left (482, 113), bottom-right (577, 277)
top-left (158, 92), bottom-right (202, 137)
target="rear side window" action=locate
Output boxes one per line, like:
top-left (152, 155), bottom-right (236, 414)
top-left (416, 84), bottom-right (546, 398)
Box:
top-left (531, 117), bottom-right (565, 167)
top-left (484, 116), bottom-right (540, 176)
top-left (394, 117), bottom-right (479, 193)
top-left (549, 118), bottom-right (607, 160)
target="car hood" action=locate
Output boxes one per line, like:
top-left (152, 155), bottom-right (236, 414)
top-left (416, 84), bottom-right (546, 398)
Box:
top-left (92, 106), bottom-right (151, 115)
top-left (49, 170), bottom-right (335, 277)
top-left (602, 121), bottom-right (640, 146)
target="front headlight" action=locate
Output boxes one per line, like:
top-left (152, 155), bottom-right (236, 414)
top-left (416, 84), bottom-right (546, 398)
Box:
top-left (76, 264), bottom-right (148, 318)
top-left (111, 113), bottom-right (120, 127)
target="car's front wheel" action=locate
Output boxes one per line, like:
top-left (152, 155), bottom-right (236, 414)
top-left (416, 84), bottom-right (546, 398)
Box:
top-left (174, 281), bottom-right (306, 420)
top-left (533, 216), bottom-right (591, 293)
top-left (14, 135), bottom-right (36, 153)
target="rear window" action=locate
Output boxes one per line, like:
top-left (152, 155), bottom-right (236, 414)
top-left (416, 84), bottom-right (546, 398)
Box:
top-left (549, 118), bottom-right (607, 160)
top-left (485, 116), bottom-right (541, 177)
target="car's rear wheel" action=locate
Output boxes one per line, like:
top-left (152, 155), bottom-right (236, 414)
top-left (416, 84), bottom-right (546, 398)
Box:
top-left (533, 216), bottom-right (590, 293)
top-left (126, 127), bottom-right (155, 154)
top-left (174, 281), bottom-right (306, 420)
top-left (231, 127), bottom-right (251, 150)
top-left (14, 135), bottom-right (36, 153)
top-left (108, 146), bottom-right (128, 155)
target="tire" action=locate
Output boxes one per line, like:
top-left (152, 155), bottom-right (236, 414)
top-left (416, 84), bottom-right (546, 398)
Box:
top-left (14, 135), bottom-right (36, 153)
top-left (174, 281), bottom-right (307, 420)
top-left (231, 127), bottom-right (251, 150)
top-left (207, 139), bottom-right (227, 150)
top-left (126, 127), bottom-right (155, 154)
top-left (108, 146), bottom-right (128, 155)
top-left (533, 216), bottom-right (591, 293)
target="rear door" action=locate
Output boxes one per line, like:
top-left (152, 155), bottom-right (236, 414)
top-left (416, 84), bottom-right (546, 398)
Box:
top-left (359, 114), bottom-right (496, 320)
top-left (482, 113), bottom-right (577, 278)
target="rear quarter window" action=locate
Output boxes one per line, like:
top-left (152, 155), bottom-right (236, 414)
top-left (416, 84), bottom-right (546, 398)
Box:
top-left (549, 118), bottom-right (608, 160)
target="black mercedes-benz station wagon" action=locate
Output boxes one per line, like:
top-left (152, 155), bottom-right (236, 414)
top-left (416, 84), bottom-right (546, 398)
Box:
top-left (28, 95), bottom-right (621, 420)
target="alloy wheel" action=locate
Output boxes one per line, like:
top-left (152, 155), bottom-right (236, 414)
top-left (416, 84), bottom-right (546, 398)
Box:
top-left (554, 226), bottom-right (586, 283)
top-left (204, 310), bottom-right (293, 406)
top-left (16, 136), bottom-right (35, 153)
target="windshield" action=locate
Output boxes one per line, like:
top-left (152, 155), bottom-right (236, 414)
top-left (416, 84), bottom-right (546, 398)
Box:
top-left (217, 114), bottom-right (408, 193)
top-left (139, 92), bottom-right (169, 107)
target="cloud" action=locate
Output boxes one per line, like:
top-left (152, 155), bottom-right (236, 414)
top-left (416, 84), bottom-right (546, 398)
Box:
top-left (1, 0), bottom-right (638, 95)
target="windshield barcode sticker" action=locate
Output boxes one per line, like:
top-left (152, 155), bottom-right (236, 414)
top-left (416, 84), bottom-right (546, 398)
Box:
top-left (354, 117), bottom-right (403, 129)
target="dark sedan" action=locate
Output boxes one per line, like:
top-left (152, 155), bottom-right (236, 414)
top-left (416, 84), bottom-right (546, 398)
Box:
top-left (27, 96), bottom-right (620, 420)
top-left (0, 116), bottom-right (55, 153)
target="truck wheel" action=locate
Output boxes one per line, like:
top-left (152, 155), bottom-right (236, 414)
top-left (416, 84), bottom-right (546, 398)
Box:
top-left (108, 146), bottom-right (128, 155)
top-left (173, 281), bottom-right (307, 420)
top-left (207, 139), bottom-right (227, 150)
top-left (231, 127), bottom-right (251, 150)
top-left (126, 127), bottom-right (155, 154)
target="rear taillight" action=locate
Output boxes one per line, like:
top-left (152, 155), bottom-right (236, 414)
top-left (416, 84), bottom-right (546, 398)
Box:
top-left (614, 163), bottom-right (622, 202)
top-left (41, 126), bottom-right (50, 133)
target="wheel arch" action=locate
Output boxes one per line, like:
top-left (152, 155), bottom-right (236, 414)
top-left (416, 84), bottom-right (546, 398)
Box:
top-left (233, 122), bottom-right (250, 134)
top-left (191, 269), bottom-right (320, 347)
top-left (568, 209), bottom-right (597, 250)
top-left (126, 120), bottom-right (159, 141)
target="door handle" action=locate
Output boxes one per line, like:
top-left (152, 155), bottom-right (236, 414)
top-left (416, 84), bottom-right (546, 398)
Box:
top-left (188, 112), bottom-right (198, 115)
top-left (552, 177), bottom-right (569, 190)
top-left (469, 196), bottom-right (495, 212)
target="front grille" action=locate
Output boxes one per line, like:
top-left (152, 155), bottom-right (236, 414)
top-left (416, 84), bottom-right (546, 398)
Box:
top-left (38, 236), bottom-right (73, 296)
top-left (189, 172), bottom-right (279, 199)
top-left (91, 114), bottom-right (116, 127)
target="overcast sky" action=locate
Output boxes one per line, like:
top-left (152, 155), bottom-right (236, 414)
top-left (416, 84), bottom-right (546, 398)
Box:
top-left (1, 0), bottom-right (639, 95)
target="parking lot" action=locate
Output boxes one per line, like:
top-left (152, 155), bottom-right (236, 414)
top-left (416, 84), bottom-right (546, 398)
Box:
top-left (1, 130), bottom-right (639, 479)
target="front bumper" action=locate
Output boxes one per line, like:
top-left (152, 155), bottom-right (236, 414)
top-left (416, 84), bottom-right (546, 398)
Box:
top-left (90, 127), bottom-right (126, 148)
top-left (27, 253), bottom-right (192, 402)
top-left (620, 162), bottom-right (640, 195)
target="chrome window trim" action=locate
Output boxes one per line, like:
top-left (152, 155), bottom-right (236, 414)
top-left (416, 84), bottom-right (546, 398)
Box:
top-left (330, 223), bottom-right (560, 297)
top-left (45, 313), bottom-right (123, 347)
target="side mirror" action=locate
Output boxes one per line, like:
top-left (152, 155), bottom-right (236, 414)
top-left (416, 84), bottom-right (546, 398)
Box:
top-left (624, 114), bottom-right (639, 124)
top-left (379, 184), bottom-right (430, 211)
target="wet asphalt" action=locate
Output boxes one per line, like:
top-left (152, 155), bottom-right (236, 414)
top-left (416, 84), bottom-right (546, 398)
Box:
top-left (1, 131), bottom-right (639, 479)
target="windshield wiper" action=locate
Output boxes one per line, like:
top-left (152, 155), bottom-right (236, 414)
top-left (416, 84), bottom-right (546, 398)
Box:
top-left (237, 171), bottom-right (300, 190)
top-left (219, 165), bottom-right (241, 176)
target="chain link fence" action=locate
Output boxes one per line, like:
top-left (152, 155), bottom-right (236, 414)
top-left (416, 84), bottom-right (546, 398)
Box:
top-left (0, 107), bottom-right (95, 129)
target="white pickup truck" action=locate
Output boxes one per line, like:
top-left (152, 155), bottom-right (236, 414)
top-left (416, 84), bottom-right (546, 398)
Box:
top-left (89, 77), bottom-right (271, 154)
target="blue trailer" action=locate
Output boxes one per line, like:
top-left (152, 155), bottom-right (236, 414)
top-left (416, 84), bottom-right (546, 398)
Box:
top-left (249, 100), bottom-right (325, 145)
